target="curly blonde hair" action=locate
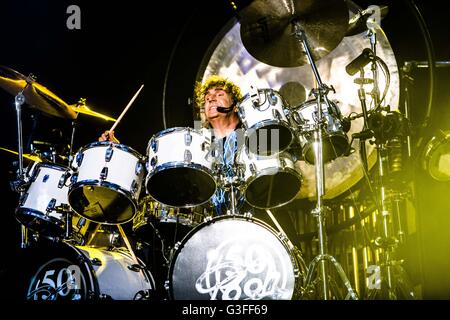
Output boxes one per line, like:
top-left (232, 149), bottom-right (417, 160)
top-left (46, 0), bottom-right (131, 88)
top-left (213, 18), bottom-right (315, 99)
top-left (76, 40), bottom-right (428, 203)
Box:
top-left (194, 75), bottom-right (243, 109)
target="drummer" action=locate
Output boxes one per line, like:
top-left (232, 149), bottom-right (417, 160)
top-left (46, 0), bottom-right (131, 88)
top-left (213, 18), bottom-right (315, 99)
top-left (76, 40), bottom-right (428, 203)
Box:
top-left (193, 75), bottom-right (245, 216)
top-left (194, 75), bottom-right (302, 248)
top-left (99, 75), bottom-right (302, 245)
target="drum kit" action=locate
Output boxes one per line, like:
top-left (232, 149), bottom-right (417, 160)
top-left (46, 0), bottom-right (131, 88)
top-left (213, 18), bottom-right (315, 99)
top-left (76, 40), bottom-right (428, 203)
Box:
top-left (0, 0), bottom-right (413, 300)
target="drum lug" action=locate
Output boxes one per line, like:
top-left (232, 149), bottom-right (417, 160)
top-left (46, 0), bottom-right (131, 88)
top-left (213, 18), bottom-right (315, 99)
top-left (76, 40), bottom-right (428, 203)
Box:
top-left (272, 108), bottom-right (282, 121)
top-left (151, 138), bottom-right (158, 152)
top-left (18, 192), bottom-right (29, 206)
top-left (249, 85), bottom-right (260, 107)
top-left (184, 150), bottom-right (192, 163)
top-left (58, 171), bottom-right (71, 189)
top-left (135, 161), bottom-right (144, 176)
top-left (100, 167), bottom-right (108, 180)
top-left (238, 104), bottom-right (245, 119)
top-left (91, 257), bottom-right (102, 266)
top-left (249, 163), bottom-right (256, 175)
top-left (105, 146), bottom-right (114, 162)
top-left (268, 89), bottom-right (278, 106)
top-left (150, 156), bottom-right (158, 167)
top-left (70, 172), bottom-right (79, 184)
top-left (130, 180), bottom-right (138, 194)
top-left (292, 110), bottom-right (303, 126)
top-left (184, 131), bottom-right (192, 146)
top-left (46, 198), bottom-right (57, 212)
top-left (76, 152), bottom-right (84, 167)
top-left (127, 264), bottom-right (143, 272)
top-left (201, 141), bottom-right (209, 152)
top-left (30, 167), bottom-right (41, 183)
top-left (42, 174), bottom-right (50, 183)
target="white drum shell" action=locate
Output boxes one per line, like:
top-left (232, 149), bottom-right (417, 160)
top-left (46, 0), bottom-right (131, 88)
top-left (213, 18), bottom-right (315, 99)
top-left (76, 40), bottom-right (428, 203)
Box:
top-left (16, 163), bottom-right (71, 234)
top-left (72, 143), bottom-right (144, 196)
top-left (146, 127), bottom-right (213, 174)
top-left (238, 89), bottom-right (290, 130)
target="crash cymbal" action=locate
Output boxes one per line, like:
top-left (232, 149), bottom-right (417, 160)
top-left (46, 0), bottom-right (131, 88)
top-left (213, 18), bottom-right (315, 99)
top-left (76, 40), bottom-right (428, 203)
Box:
top-left (0, 66), bottom-right (77, 119)
top-left (239, 0), bottom-right (349, 67)
top-left (70, 99), bottom-right (117, 122)
top-left (0, 147), bottom-right (42, 163)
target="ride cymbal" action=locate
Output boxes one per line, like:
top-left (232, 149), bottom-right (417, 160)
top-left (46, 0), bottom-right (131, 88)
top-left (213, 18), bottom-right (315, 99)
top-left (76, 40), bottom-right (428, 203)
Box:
top-left (239, 0), bottom-right (349, 67)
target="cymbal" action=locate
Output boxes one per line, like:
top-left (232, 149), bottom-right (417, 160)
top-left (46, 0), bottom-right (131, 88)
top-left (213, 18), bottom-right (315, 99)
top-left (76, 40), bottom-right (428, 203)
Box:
top-left (346, 5), bottom-right (389, 36)
top-left (70, 100), bottom-right (117, 122)
top-left (0, 147), bottom-right (42, 163)
top-left (0, 66), bottom-right (77, 119)
top-left (239, 0), bottom-right (349, 67)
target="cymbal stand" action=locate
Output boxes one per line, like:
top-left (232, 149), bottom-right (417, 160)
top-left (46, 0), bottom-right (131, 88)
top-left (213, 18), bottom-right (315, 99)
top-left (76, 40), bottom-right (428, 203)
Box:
top-left (13, 74), bottom-right (36, 248)
top-left (67, 98), bottom-right (84, 167)
top-left (292, 22), bottom-right (357, 300)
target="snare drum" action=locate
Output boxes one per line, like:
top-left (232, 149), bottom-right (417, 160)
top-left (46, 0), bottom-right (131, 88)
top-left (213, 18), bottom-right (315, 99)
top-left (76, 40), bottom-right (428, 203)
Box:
top-left (15, 162), bottom-right (71, 237)
top-left (21, 242), bottom-right (155, 300)
top-left (292, 99), bottom-right (349, 164)
top-left (168, 215), bottom-right (306, 300)
top-left (133, 196), bottom-right (206, 245)
top-left (68, 142), bottom-right (145, 225)
top-left (145, 127), bottom-right (216, 207)
top-left (237, 148), bottom-right (302, 209)
top-left (238, 88), bottom-right (294, 156)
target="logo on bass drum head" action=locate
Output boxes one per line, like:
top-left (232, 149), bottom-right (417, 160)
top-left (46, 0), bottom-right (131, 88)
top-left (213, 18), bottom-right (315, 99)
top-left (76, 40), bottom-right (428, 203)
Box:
top-left (27, 258), bottom-right (87, 300)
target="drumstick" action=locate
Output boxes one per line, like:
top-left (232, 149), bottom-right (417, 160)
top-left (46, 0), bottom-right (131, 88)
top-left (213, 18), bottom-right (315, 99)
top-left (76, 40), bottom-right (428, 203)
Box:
top-left (109, 84), bottom-right (144, 132)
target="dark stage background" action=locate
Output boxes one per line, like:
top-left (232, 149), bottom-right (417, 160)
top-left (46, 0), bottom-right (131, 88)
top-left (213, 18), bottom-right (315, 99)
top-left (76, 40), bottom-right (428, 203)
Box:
top-left (0, 0), bottom-right (450, 300)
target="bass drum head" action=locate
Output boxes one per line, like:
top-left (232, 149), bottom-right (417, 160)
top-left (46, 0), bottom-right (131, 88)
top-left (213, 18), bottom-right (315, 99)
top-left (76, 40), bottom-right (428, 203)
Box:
top-left (169, 215), bottom-right (298, 300)
top-left (7, 240), bottom-right (154, 300)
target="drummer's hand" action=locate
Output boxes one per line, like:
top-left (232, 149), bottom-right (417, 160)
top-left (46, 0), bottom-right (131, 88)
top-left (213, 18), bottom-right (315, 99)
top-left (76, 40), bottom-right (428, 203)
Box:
top-left (98, 130), bottom-right (120, 143)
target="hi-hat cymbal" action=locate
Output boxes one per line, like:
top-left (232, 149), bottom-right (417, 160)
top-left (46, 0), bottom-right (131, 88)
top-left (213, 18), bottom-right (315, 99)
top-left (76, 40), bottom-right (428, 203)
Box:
top-left (0, 66), bottom-right (77, 119)
top-left (70, 100), bottom-right (117, 122)
top-left (239, 0), bottom-right (349, 67)
top-left (0, 147), bottom-right (42, 163)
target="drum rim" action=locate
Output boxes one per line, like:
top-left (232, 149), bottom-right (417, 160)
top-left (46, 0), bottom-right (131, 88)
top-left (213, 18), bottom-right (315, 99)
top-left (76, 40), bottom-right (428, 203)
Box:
top-left (76, 141), bottom-right (144, 160)
top-left (15, 207), bottom-right (65, 233)
top-left (240, 88), bottom-right (282, 101)
top-left (150, 126), bottom-right (205, 141)
top-left (244, 120), bottom-right (294, 156)
top-left (32, 162), bottom-right (71, 172)
top-left (167, 214), bottom-right (300, 300)
top-left (145, 162), bottom-right (217, 208)
top-left (68, 180), bottom-right (138, 224)
top-left (242, 166), bottom-right (302, 209)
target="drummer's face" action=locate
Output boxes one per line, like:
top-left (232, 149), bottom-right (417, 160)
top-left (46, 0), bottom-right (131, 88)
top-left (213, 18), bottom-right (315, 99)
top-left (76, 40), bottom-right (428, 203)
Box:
top-left (204, 87), bottom-right (233, 120)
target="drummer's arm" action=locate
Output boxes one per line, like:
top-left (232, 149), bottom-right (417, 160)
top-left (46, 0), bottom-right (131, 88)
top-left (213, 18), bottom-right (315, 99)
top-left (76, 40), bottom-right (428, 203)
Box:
top-left (98, 130), bottom-right (120, 143)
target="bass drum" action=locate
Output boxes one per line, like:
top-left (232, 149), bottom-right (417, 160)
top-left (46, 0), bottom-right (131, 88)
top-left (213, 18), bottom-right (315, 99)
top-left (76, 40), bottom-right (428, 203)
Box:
top-left (168, 215), bottom-right (306, 300)
top-left (20, 241), bottom-right (155, 300)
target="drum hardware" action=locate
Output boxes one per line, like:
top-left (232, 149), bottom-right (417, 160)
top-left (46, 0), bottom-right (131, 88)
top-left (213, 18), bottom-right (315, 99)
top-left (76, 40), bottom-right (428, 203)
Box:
top-left (265, 209), bottom-right (308, 289)
top-left (290, 22), bottom-right (358, 300)
top-left (347, 23), bottom-right (415, 300)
